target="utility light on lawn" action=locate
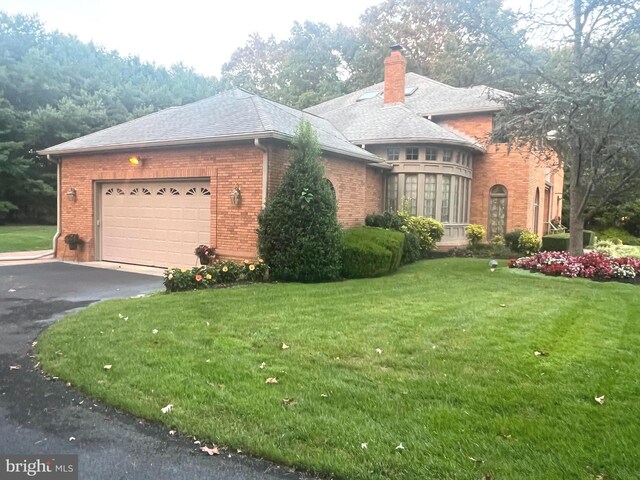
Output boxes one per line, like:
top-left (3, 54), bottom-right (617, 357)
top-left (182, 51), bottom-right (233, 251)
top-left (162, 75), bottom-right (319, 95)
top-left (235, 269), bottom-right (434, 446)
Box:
top-left (489, 259), bottom-right (498, 272)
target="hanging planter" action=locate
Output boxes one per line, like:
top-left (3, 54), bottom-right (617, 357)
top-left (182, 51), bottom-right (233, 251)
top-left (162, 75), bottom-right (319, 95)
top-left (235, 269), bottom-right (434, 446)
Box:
top-left (64, 233), bottom-right (84, 251)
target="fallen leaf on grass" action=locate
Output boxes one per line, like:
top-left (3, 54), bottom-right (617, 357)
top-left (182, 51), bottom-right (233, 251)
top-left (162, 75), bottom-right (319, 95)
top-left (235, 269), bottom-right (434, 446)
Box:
top-left (103, 365), bottom-right (112, 370)
top-left (468, 456), bottom-right (484, 463)
top-left (118, 313), bottom-right (129, 321)
top-left (395, 443), bottom-right (405, 450)
top-left (375, 348), bottom-right (383, 354)
top-left (169, 430), bottom-right (176, 436)
top-left (32, 341), bottom-right (38, 347)
top-left (534, 351), bottom-right (549, 357)
top-left (152, 329), bottom-right (158, 335)
top-left (200, 445), bottom-right (220, 455)
top-left (193, 440), bottom-right (201, 445)
top-left (360, 443), bottom-right (368, 449)
top-left (499, 304), bottom-right (507, 308)
top-left (282, 398), bottom-right (296, 406)
top-left (321, 393), bottom-right (328, 398)
top-left (259, 362), bottom-right (266, 369)
top-left (9, 365), bottom-right (21, 371)
top-left (595, 395), bottom-right (605, 405)
top-left (265, 377), bottom-right (278, 384)
top-left (161, 403), bottom-right (173, 414)
top-left (69, 437), bottom-right (75, 441)
top-left (497, 433), bottom-right (512, 440)
top-left (281, 343), bottom-right (289, 350)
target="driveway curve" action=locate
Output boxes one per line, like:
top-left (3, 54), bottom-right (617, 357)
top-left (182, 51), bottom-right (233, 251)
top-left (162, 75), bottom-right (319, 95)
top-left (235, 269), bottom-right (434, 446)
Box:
top-left (0, 262), bottom-right (308, 480)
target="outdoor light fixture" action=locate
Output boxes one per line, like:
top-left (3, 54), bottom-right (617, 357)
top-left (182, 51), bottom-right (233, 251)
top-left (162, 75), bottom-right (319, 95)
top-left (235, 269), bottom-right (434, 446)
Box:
top-left (129, 156), bottom-right (141, 166)
top-left (230, 185), bottom-right (241, 206)
top-left (65, 187), bottom-right (77, 202)
top-left (489, 259), bottom-right (498, 272)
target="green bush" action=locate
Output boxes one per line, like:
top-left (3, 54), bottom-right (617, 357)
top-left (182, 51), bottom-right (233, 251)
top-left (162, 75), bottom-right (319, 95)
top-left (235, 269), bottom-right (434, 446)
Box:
top-left (504, 230), bottom-right (523, 252)
top-left (365, 211), bottom-right (404, 230)
top-left (258, 121), bottom-right (342, 282)
top-left (518, 231), bottom-right (541, 256)
top-left (465, 224), bottom-right (486, 247)
top-left (341, 227), bottom-right (404, 278)
top-left (400, 214), bottom-right (444, 255)
top-left (595, 227), bottom-right (640, 246)
top-left (541, 233), bottom-right (570, 252)
top-left (401, 231), bottom-right (422, 264)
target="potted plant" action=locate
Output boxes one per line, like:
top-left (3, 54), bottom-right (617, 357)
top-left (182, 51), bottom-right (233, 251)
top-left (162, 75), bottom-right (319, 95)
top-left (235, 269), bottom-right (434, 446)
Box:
top-left (64, 233), bottom-right (84, 250)
top-left (194, 244), bottom-right (215, 265)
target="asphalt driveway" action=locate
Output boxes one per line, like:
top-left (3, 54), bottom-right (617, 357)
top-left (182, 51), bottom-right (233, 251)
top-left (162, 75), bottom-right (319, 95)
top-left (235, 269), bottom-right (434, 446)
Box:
top-left (0, 262), bottom-right (307, 480)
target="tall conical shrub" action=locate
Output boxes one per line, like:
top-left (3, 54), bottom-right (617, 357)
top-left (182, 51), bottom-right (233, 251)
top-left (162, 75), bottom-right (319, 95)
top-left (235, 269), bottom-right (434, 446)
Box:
top-left (258, 120), bottom-right (342, 282)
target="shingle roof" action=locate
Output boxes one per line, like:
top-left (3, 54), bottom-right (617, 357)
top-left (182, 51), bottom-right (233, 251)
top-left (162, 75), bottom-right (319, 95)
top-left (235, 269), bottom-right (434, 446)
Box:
top-left (305, 73), bottom-right (510, 149)
top-left (38, 89), bottom-right (385, 165)
top-left (318, 102), bottom-right (484, 151)
top-left (307, 73), bottom-right (509, 118)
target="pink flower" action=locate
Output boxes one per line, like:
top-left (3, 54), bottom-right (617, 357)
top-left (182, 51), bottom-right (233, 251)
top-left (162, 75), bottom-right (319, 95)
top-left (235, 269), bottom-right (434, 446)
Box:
top-left (195, 274), bottom-right (203, 282)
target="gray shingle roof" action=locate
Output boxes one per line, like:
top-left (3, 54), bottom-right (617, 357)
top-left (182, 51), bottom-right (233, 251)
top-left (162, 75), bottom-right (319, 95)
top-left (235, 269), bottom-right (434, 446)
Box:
top-left (305, 73), bottom-right (510, 149)
top-left (320, 102), bottom-right (484, 151)
top-left (307, 73), bottom-right (508, 118)
top-left (39, 89), bottom-right (385, 165)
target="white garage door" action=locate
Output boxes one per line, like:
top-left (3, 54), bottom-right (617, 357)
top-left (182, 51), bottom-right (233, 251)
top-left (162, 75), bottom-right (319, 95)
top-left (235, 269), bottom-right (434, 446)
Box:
top-left (100, 180), bottom-right (211, 267)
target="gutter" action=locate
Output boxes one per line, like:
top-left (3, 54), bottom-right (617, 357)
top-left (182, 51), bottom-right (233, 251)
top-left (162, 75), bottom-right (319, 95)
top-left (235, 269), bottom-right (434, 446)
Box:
top-left (254, 138), bottom-right (268, 207)
top-left (37, 131), bottom-right (384, 165)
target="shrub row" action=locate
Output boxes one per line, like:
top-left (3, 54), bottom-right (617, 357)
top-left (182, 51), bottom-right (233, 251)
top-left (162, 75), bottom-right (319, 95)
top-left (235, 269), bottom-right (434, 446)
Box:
top-left (509, 251), bottom-right (639, 283)
top-left (164, 259), bottom-right (269, 292)
top-left (541, 230), bottom-right (595, 251)
top-left (365, 212), bottom-right (444, 265)
top-left (341, 227), bottom-right (405, 278)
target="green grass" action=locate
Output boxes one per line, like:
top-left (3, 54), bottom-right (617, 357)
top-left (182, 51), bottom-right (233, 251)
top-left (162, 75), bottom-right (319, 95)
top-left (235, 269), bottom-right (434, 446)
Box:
top-left (37, 259), bottom-right (640, 479)
top-left (0, 225), bottom-right (56, 252)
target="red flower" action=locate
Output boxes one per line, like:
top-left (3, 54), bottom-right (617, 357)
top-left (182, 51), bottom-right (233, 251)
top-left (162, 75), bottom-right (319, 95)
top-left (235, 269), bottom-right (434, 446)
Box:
top-left (195, 274), bottom-right (203, 282)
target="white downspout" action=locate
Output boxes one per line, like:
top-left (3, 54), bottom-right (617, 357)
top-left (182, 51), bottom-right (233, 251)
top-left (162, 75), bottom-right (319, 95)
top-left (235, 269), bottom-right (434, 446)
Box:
top-left (52, 155), bottom-right (61, 256)
top-left (254, 138), bottom-right (268, 207)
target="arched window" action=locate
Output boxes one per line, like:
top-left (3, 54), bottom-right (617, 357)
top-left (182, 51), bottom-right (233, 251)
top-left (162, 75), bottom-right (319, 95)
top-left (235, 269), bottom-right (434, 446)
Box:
top-left (488, 185), bottom-right (508, 239)
top-left (324, 178), bottom-right (336, 200)
top-left (533, 187), bottom-right (540, 234)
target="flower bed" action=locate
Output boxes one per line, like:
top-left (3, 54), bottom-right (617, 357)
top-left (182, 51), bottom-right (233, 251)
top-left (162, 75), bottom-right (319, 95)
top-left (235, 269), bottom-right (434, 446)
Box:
top-left (508, 251), bottom-right (640, 283)
top-left (164, 259), bottom-right (269, 292)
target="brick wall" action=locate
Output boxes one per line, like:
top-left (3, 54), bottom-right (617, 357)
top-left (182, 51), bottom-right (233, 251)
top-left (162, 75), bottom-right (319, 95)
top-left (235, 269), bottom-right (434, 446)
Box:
top-left (266, 147), bottom-right (378, 229)
top-left (57, 142), bottom-right (264, 262)
top-left (58, 141), bottom-right (384, 264)
top-left (364, 167), bottom-right (384, 215)
top-left (440, 113), bottom-right (564, 237)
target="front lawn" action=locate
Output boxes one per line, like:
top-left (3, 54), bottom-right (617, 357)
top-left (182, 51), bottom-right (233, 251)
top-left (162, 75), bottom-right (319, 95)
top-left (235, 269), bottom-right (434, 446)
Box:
top-left (0, 225), bottom-right (56, 252)
top-left (37, 259), bottom-right (640, 479)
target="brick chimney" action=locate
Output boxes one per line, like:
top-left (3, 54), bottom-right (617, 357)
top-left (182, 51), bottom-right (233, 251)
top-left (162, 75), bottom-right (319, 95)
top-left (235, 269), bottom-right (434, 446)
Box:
top-left (383, 45), bottom-right (406, 104)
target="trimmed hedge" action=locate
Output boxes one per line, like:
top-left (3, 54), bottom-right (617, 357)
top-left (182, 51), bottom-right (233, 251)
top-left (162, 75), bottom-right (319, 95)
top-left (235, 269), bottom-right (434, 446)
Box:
top-left (342, 227), bottom-right (405, 278)
top-left (542, 230), bottom-right (596, 251)
top-left (542, 234), bottom-right (569, 251)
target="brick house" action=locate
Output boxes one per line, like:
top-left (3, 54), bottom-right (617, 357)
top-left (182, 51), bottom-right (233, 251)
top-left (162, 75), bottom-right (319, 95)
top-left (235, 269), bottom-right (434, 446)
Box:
top-left (39, 47), bottom-right (562, 268)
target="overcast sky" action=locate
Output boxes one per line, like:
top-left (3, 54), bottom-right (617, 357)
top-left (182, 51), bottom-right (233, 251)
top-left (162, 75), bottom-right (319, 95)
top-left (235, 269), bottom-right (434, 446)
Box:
top-left (0, 0), bottom-right (384, 77)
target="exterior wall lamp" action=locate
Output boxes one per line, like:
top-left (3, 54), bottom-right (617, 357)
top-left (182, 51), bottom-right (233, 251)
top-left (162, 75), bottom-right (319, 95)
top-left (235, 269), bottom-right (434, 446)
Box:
top-left (129, 156), bottom-right (143, 166)
top-left (65, 187), bottom-right (77, 202)
top-left (230, 185), bottom-right (241, 206)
